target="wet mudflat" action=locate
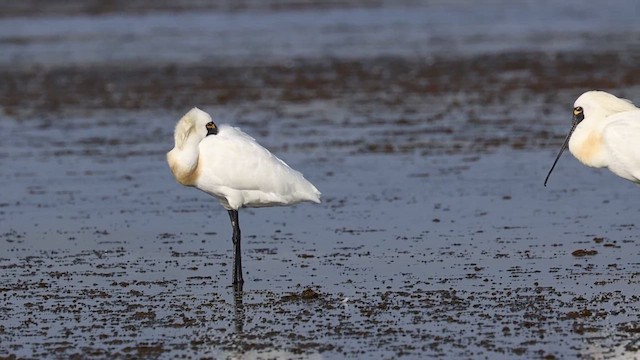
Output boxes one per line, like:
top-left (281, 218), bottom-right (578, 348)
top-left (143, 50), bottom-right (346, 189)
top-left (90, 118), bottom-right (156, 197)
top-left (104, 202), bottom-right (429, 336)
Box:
top-left (1, 1), bottom-right (640, 359)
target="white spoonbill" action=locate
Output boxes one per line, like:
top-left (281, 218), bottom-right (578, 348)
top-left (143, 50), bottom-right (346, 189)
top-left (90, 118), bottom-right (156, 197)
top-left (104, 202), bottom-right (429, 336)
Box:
top-left (167, 108), bottom-right (321, 286)
top-left (545, 91), bottom-right (640, 186)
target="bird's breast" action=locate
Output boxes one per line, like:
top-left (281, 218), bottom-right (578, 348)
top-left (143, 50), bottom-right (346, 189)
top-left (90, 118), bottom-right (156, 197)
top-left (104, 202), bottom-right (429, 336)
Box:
top-left (167, 150), bottom-right (201, 186)
top-left (569, 130), bottom-right (605, 168)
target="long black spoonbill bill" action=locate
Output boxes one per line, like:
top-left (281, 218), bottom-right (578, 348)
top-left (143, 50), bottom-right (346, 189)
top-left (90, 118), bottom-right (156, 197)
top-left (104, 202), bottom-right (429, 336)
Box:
top-left (167, 108), bottom-right (321, 286)
top-left (545, 91), bottom-right (640, 186)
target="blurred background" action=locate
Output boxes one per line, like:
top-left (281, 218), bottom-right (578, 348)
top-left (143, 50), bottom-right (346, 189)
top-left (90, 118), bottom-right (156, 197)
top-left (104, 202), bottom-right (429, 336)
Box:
top-left (1, 1), bottom-right (640, 358)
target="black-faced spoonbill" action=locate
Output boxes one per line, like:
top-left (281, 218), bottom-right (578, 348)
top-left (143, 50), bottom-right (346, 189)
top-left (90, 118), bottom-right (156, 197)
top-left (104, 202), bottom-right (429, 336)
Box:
top-left (167, 108), bottom-right (321, 286)
top-left (545, 91), bottom-right (640, 186)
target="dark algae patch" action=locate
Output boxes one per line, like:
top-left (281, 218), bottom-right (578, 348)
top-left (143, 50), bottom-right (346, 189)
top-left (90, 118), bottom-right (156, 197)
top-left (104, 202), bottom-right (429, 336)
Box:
top-left (281, 288), bottom-right (322, 302)
top-left (572, 249), bottom-right (598, 257)
top-left (2, 0), bottom-right (640, 359)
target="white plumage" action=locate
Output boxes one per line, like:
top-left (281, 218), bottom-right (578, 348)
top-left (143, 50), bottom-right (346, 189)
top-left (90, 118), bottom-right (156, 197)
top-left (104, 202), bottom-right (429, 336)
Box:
top-left (167, 107), bottom-right (321, 286)
top-left (545, 90), bottom-right (640, 185)
top-left (196, 125), bottom-right (320, 209)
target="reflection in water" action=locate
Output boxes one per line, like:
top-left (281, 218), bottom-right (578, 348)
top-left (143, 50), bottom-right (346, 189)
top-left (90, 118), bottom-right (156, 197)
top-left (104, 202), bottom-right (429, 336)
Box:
top-left (232, 284), bottom-right (245, 337)
top-left (222, 286), bottom-right (325, 360)
top-left (228, 284), bottom-right (246, 357)
top-left (209, 285), bottom-right (250, 359)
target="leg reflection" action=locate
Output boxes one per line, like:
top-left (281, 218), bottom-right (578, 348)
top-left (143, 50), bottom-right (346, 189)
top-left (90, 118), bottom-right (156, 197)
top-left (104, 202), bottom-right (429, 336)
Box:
top-left (233, 283), bottom-right (245, 336)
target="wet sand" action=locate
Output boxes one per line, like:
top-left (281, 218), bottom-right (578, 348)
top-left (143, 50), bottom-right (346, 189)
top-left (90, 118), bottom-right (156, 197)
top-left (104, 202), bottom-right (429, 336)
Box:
top-left (1, 1), bottom-right (640, 359)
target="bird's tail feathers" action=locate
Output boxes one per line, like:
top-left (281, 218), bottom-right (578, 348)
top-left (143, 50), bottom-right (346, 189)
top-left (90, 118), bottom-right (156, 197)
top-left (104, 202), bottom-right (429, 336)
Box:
top-left (301, 182), bottom-right (321, 204)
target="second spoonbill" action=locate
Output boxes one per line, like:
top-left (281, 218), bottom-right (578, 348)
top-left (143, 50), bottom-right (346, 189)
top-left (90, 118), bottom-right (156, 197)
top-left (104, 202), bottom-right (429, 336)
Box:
top-left (545, 90), bottom-right (640, 186)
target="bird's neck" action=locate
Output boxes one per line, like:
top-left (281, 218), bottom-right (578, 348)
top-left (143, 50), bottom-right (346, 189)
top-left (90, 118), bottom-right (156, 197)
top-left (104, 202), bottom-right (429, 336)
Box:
top-left (569, 118), bottom-right (607, 168)
top-left (167, 134), bottom-right (202, 186)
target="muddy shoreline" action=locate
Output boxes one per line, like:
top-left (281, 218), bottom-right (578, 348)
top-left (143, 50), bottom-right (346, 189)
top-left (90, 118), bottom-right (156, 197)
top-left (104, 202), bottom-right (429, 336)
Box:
top-left (2, 1), bottom-right (640, 359)
top-left (3, 51), bottom-right (637, 160)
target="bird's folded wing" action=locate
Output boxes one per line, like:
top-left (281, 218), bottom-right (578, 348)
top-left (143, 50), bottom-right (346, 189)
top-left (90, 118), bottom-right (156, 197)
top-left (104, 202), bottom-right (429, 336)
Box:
top-left (197, 126), bottom-right (309, 194)
top-left (603, 114), bottom-right (640, 183)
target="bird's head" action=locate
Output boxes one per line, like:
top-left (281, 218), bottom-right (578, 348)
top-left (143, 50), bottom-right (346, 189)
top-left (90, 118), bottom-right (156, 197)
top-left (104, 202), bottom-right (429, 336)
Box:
top-left (573, 91), bottom-right (637, 123)
top-left (174, 107), bottom-right (218, 148)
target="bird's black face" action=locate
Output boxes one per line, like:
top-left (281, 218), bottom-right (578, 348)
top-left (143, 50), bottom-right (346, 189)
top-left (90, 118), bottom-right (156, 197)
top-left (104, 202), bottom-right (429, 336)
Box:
top-left (573, 106), bottom-right (584, 125)
top-left (544, 105), bottom-right (584, 186)
top-left (206, 122), bottom-right (218, 136)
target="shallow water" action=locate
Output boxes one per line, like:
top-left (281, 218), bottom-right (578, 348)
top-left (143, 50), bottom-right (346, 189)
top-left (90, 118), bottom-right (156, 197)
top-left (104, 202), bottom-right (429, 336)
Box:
top-left (2, 0), bottom-right (640, 67)
top-left (1, 1), bottom-right (640, 359)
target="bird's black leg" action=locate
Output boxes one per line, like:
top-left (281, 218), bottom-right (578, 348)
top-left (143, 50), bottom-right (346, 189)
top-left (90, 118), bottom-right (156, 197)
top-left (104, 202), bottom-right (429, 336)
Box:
top-left (228, 209), bottom-right (244, 287)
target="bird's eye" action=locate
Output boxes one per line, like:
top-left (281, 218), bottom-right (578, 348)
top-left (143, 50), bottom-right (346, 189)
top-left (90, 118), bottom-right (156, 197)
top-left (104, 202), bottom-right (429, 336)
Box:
top-left (573, 106), bottom-right (583, 116)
